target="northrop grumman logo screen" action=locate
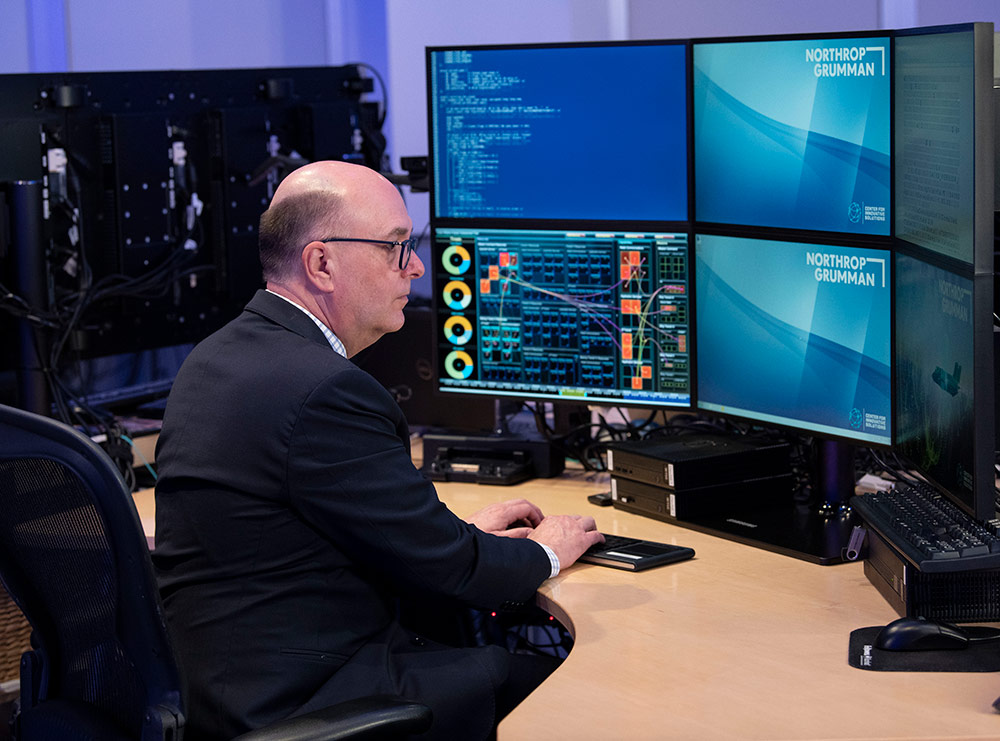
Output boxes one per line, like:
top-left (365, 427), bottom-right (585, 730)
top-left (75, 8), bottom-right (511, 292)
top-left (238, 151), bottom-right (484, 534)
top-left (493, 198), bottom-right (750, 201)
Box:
top-left (806, 46), bottom-right (886, 77)
top-left (806, 252), bottom-right (886, 287)
top-left (938, 279), bottom-right (971, 325)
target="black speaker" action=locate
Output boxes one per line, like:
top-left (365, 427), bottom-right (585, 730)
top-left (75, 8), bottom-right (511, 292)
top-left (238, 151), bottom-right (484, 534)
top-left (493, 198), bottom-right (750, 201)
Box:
top-left (353, 306), bottom-right (496, 433)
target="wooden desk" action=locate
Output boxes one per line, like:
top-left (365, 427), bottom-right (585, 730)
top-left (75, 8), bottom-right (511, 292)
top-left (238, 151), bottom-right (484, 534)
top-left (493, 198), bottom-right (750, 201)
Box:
top-left (135, 471), bottom-right (1000, 740)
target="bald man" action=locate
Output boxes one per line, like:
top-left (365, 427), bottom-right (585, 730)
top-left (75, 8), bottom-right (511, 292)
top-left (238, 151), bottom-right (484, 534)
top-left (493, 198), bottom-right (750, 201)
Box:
top-left (153, 162), bottom-right (603, 739)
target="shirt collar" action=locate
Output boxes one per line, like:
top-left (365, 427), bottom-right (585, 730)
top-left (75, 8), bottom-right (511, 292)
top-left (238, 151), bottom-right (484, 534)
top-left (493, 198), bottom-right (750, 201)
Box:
top-left (265, 289), bottom-right (347, 358)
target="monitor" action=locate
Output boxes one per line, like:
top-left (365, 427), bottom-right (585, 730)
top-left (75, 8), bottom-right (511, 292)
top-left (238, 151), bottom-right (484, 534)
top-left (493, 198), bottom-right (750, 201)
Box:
top-left (427, 40), bottom-right (692, 416)
top-left (687, 230), bottom-right (892, 563)
top-left (894, 250), bottom-right (994, 520)
top-left (434, 226), bottom-right (691, 407)
top-left (891, 22), bottom-right (995, 521)
top-left (428, 41), bottom-right (689, 223)
top-left (894, 24), bottom-right (993, 273)
top-left (693, 32), bottom-right (891, 235)
top-left (422, 24), bottom-right (995, 563)
top-left (694, 233), bottom-right (892, 447)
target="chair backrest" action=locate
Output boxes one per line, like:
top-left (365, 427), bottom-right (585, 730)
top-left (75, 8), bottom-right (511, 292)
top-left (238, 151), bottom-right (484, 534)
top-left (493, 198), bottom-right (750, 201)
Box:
top-left (0, 404), bottom-right (184, 740)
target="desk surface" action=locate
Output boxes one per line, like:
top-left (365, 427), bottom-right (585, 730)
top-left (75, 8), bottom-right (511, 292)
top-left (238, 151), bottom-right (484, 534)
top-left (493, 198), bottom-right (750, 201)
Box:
top-left (135, 469), bottom-right (1000, 740)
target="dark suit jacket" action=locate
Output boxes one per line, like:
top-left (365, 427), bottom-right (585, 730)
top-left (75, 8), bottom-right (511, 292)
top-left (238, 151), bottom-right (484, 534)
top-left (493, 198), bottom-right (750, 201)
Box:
top-left (153, 290), bottom-right (551, 739)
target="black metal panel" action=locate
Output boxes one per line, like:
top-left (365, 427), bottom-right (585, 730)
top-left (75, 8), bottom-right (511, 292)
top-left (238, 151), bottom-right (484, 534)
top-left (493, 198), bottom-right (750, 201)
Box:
top-left (0, 65), bottom-right (378, 369)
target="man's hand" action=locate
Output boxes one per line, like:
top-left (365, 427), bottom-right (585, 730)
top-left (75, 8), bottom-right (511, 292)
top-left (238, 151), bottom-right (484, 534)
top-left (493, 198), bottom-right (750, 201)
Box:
top-left (465, 498), bottom-right (545, 538)
top-left (528, 515), bottom-right (604, 568)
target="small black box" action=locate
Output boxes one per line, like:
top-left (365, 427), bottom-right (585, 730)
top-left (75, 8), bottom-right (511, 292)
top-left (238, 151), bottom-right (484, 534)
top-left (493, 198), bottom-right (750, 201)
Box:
top-left (607, 434), bottom-right (791, 490)
top-left (421, 433), bottom-right (564, 485)
top-left (611, 474), bottom-right (792, 520)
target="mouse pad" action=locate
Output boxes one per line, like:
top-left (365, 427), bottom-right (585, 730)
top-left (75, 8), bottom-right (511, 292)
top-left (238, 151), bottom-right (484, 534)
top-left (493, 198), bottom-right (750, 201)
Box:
top-left (848, 627), bottom-right (1000, 672)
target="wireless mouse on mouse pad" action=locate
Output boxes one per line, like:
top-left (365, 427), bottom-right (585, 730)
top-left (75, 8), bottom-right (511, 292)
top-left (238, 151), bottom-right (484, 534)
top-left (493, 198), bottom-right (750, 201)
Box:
top-left (849, 622), bottom-right (1000, 672)
top-left (875, 617), bottom-right (970, 651)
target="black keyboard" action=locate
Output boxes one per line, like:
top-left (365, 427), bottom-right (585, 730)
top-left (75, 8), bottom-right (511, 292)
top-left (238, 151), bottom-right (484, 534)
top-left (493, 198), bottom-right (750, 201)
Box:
top-left (852, 481), bottom-right (1000, 573)
top-left (579, 532), bottom-right (695, 571)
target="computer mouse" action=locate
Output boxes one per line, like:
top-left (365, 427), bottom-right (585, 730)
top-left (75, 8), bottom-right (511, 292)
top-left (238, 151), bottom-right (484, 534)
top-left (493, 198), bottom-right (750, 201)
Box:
top-left (874, 617), bottom-right (969, 651)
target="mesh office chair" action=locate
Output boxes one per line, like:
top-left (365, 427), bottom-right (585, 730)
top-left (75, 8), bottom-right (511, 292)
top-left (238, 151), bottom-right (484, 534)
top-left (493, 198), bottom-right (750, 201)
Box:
top-left (0, 403), bottom-right (432, 740)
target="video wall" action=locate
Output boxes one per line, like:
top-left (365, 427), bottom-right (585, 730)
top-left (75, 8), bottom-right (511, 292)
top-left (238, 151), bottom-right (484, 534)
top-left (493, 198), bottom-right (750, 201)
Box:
top-left (426, 23), bottom-right (995, 464)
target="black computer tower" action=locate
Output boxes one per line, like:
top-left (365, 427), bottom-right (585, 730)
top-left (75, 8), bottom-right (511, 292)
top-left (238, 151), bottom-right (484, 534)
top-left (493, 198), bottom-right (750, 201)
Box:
top-left (863, 528), bottom-right (1000, 622)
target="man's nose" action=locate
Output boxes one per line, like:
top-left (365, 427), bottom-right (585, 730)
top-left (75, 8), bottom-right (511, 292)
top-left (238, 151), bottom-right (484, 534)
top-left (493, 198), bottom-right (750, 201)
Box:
top-left (408, 250), bottom-right (426, 278)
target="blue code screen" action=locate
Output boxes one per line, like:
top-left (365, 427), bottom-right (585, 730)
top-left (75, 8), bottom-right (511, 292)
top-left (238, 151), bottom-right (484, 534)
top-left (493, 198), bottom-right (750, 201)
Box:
top-left (430, 43), bottom-right (688, 222)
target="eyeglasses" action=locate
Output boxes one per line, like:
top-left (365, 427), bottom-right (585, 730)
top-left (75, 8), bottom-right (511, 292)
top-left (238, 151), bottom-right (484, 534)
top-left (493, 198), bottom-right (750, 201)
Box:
top-left (320, 237), bottom-right (418, 270)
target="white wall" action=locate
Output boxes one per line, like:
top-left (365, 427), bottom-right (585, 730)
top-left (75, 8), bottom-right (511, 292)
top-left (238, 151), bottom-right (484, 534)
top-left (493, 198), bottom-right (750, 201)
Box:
top-left (628, 0), bottom-right (882, 38)
top-left (324, 0), bottom-right (388, 68)
top-left (64, 0), bottom-right (329, 70)
top-left (904, 0), bottom-right (1000, 28)
top-left (0, 1), bottom-right (34, 72)
top-left (627, 0), bottom-right (999, 38)
top-left (0, 0), bottom-right (331, 72)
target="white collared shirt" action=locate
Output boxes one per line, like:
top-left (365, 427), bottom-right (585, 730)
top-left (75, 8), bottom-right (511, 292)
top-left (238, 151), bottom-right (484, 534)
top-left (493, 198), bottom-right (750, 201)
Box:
top-left (266, 289), bottom-right (347, 358)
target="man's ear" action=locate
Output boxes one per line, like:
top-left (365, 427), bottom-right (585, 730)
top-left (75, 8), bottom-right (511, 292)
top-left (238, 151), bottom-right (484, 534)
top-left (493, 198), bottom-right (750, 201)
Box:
top-left (302, 240), bottom-right (336, 292)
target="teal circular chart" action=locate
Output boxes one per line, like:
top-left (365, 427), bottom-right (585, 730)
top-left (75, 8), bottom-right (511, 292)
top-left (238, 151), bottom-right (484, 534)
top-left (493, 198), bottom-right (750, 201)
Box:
top-left (444, 314), bottom-right (473, 345)
top-left (443, 280), bottom-right (472, 310)
top-left (444, 350), bottom-right (474, 379)
top-left (442, 244), bottom-right (471, 275)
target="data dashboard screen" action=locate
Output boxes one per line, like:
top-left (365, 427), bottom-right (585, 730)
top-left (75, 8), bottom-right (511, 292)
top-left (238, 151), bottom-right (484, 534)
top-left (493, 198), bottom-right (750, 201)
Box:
top-left (434, 227), bottom-right (691, 406)
top-left (694, 34), bottom-right (891, 235)
top-left (429, 42), bottom-right (688, 221)
top-left (695, 233), bottom-right (892, 445)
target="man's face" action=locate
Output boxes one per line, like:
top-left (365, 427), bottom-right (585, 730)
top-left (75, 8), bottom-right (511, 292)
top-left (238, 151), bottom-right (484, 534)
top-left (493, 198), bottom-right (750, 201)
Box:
top-left (322, 185), bottom-right (424, 355)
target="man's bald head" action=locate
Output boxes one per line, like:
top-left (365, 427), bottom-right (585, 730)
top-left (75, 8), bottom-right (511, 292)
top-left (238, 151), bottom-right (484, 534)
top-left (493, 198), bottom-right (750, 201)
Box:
top-left (269, 160), bottom-right (395, 208)
top-left (258, 161), bottom-right (403, 284)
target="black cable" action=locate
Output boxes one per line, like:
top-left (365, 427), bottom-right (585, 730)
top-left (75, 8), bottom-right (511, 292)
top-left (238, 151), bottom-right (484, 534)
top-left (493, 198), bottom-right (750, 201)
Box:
top-left (0, 283), bottom-right (60, 328)
top-left (26, 133), bottom-right (210, 436)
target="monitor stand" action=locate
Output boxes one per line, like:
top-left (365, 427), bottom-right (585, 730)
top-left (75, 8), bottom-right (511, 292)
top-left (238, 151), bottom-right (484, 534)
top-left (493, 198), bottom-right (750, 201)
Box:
top-left (672, 439), bottom-right (860, 565)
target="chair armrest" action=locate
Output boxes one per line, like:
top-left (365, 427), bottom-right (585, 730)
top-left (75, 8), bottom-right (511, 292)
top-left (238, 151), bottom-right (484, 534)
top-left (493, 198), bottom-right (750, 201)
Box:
top-left (18, 649), bottom-right (43, 709)
top-left (230, 695), bottom-right (433, 741)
